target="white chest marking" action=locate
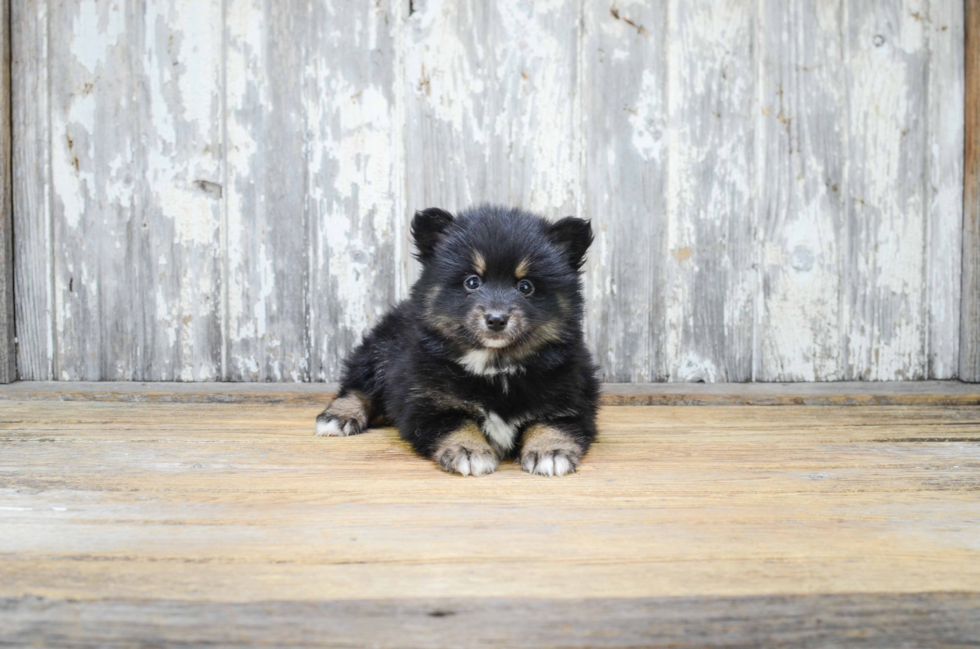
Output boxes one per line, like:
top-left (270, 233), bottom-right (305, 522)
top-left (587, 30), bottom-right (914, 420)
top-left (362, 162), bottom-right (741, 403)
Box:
top-left (458, 349), bottom-right (523, 378)
top-left (482, 411), bottom-right (518, 454)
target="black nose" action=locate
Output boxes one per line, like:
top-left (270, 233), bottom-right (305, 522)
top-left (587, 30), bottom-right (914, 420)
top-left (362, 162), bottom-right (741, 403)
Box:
top-left (485, 312), bottom-right (509, 332)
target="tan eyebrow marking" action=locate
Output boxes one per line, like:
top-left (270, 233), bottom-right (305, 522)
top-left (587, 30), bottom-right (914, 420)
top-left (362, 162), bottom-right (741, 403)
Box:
top-left (515, 257), bottom-right (531, 279)
top-left (473, 251), bottom-right (486, 275)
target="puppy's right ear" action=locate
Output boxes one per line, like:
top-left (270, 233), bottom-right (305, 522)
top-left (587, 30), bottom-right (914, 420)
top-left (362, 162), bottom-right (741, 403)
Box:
top-left (411, 207), bottom-right (455, 262)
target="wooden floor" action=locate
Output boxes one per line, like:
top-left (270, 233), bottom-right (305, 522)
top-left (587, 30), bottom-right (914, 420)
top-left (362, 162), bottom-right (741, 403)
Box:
top-left (2, 395), bottom-right (980, 646)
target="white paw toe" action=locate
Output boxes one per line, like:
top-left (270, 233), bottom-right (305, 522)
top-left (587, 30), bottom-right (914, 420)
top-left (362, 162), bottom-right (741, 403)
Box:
top-left (522, 450), bottom-right (578, 477)
top-left (315, 418), bottom-right (345, 437)
top-left (439, 448), bottom-right (498, 476)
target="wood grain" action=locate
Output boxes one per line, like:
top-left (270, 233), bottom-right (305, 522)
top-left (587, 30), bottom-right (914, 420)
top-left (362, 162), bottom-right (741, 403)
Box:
top-left (757, 0), bottom-right (844, 381)
top-left (224, 0), bottom-right (310, 381)
top-left (7, 0), bottom-right (969, 383)
top-left (11, 0), bottom-right (51, 381)
top-left (1, 400), bottom-right (979, 602)
top-left (3, 593), bottom-right (979, 647)
top-left (928, 0), bottom-right (965, 379)
top-left (0, 0), bottom-right (14, 383)
top-left (665, 0), bottom-right (756, 382)
top-left (581, 1), bottom-right (667, 382)
top-left (844, 1), bottom-right (930, 381)
top-left (965, 0), bottom-right (980, 382)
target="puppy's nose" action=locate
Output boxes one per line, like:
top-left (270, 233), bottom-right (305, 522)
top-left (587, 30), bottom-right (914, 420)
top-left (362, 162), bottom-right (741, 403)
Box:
top-left (485, 312), bottom-right (509, 332)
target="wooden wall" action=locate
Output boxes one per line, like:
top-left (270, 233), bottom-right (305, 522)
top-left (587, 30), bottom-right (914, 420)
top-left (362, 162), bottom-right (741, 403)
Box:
top-left (10, 0), bottom-right (967, 382)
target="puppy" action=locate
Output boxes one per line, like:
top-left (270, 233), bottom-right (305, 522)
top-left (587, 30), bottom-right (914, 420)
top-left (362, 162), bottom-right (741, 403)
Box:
top-left (315, 204), bottom-right (599, 476)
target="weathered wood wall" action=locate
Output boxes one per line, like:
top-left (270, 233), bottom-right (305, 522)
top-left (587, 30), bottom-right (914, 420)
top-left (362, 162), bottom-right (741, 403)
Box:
top-left (10, 0), bottom-right (966, 382)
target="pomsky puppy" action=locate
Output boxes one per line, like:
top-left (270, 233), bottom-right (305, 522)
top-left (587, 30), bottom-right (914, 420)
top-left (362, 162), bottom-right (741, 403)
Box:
top-left (314, 204), bottom-right (599, 477)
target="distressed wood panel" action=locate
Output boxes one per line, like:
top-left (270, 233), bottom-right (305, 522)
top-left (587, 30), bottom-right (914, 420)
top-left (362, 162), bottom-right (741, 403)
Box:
top-left (12, 0), bottom-right (52, 380)
top-left (139, 0), bottom-right (224, 380)
top-left (843, 0), bottom-right (930, 381)
top-left (965, 0), bottom-right (980, 382)
top-left (48, 0), bottom-right (144, 379)
top-left (0, 0), bottom-right (14, 383)
top-left (665, 0), bottom-right (757, 382)
top-left (224, 0), bottom-right (310, 381)
top-left (402, 0), bottom-right (582, 287)
top-left (756, 0), bottom-right (844, 382)
top-left (8, 0), bottom-right (969, 382)
top-left (305, 0), bottom-right (401, 381)
top-left (582, 1), bottom-right (667, 382)
top-left (224, 0), bottom-right (398, 381)
top-left (43, 0), bottom-right (223, 380)
top-left (927, 0), bottom-right (964, 379)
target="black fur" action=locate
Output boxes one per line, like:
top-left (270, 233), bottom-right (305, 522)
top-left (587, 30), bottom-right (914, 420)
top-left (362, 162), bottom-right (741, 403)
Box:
top-left (317, 204), bottom-right (599, 475)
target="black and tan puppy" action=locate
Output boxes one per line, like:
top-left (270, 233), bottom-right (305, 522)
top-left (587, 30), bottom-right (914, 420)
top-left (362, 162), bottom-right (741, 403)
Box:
top-left (315, 204), bottom-right (599, 476)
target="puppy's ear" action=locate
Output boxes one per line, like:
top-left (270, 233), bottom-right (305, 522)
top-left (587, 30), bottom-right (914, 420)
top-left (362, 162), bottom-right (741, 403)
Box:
top-left (548, 217), bottom-right (593, 270)
top-left (412, 207), bottom-right (455, 263)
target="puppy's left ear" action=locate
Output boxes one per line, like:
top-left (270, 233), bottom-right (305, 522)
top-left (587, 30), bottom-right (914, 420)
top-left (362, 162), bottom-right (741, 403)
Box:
top-left (411, 207), bottom-right (455, 263)
top-left (548, 217), bottom-right (593, 270)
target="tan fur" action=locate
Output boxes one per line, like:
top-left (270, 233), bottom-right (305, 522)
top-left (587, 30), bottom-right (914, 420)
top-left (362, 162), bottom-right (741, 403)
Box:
top-left (515, 257), bottom-right (531, 279)
top-left (434, 421), bottom-right (498, 476)
top-left (520, 423), bottom-right (583, 476)
top-left (522, 424), bottom-right (581, 455)
top-left (326, 391), bottom-right (371, 424)
top-left (473, 251), bottom-right (486, 276)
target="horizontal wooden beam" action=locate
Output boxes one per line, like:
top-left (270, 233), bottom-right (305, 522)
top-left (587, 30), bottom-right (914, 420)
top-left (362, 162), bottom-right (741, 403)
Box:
top-left (3, 593), bottom-right (978, 648)
top-left (1, 380), bottom-right (979, 406)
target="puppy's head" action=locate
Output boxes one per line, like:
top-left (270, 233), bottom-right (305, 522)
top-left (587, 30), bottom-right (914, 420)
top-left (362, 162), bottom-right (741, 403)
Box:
top-left (412, 205), bottom-right (592, 355)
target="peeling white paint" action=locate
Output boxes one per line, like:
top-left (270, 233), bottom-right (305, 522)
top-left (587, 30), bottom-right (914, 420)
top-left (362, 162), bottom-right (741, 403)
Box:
top-left (18, 0), bottom-right (967, 384)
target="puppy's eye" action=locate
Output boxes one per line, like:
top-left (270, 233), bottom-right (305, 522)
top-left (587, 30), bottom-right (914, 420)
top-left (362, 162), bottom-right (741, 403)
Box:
top-left (464, 275), bottom-right (482, 291)
top-left (517, 279), bottom-right (534, 296)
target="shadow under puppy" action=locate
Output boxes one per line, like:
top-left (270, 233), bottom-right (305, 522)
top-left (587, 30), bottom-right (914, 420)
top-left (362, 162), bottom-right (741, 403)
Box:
top-left (315, 204), bottom-right (599, 476)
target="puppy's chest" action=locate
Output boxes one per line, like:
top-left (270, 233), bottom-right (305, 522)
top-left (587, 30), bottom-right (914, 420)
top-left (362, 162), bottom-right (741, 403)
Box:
top-left (479, 408), bottom-right (527, 456)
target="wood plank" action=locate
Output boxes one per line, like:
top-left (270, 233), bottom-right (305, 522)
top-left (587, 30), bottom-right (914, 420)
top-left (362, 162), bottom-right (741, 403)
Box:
top-left (305, 0), bottom-right (400, 381)
top-left (2, 380), bottom-right (980, 405)
top-left (581, 1), bottom-right (667, 382)
top-left (47, 0), bottom-right (142, 379)
top-left (927, 0), bottom-right (965, 379)
top-left (843, 0), bottom-right (929, 380)
top-left (2, 593), bottom-right (979, 648)
top-left (138, 0), bottom-right (224, 380)
top-left (964, 0), bottom-right (980, 382)
top-left (0, 401), bottom-right (978, 609)
top-left (756, 0), bottom-right (844, 381)
top-left (665, 0), bottom-right (756, 381)
top-left (43, 0), bottom-right (223, 380)
top-left (402, 0), bottom-right (581, 287)
top-left (0, 0), bottom-right (14, 383)
top-left (11, 0), bottom-right (52, 380)
top-left (224, 0), bottom-right (310, 381)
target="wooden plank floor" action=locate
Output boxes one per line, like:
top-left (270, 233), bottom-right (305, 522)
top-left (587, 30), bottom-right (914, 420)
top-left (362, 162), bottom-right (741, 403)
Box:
top-left (2, 399), bottom-right (979, 646)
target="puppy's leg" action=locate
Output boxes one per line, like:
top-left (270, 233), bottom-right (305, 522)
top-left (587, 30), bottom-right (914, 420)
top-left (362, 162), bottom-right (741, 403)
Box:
top-left (431, 420), bottom-right (498, 476)
top-left (315, 390), bottom-right (372, 437)
top-left (399, 410), bottom-right (498, 476)
top-left (519, 423), bottom-right (588, 477)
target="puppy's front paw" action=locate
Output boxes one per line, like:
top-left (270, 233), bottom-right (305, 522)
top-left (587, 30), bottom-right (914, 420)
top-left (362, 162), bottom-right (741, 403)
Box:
top-left (520, 423), bottom-right (584, 477)
top-left (520, 449), bottom-right (579, 476)
top-left (434, 422), bottom-right (498, 476)
top-left (314, 392), bottom-right (371, 437)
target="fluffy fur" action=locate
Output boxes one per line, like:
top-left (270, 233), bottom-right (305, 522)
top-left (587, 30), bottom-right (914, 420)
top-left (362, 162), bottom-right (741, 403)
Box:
top-left (315, 204), bottom-right (600, 476)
